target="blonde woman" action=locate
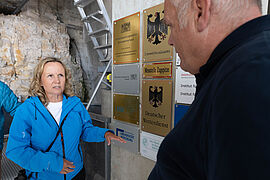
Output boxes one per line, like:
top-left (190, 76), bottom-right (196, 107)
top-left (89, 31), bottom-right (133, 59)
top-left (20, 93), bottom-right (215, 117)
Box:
top-left (6, 57), bottom-right (125, 179)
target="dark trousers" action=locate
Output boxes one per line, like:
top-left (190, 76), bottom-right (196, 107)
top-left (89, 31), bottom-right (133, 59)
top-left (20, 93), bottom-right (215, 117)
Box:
top-left (72, 167), bottom-right (85, 180)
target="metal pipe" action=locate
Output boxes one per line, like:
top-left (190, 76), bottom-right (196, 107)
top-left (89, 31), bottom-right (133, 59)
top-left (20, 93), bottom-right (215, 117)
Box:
top-left (103, 33), bottom-right (109, 59)
top-left (102, 80), bottom-right (111, 88)
top-left (105, 117), bottom-right (111, 180)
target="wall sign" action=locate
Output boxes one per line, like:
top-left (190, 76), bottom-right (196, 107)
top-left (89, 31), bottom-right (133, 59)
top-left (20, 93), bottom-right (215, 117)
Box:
top-left (143, 3), bottom-right (173, 62)
top-left (141, 80), bottom-right (172, 136)
top-left (113, 12), bottom-right (140, 64)
top-left (143, 62), bottom-right (172, 79)
top-left (113, 64), bottom-right (140, 94)
top-left (113, 94), bottom-right (140, 125)
top-left (111, 120), bottom-right (140, 153)
top-left (175, 67), bottom-right (196, 104)
top-left (140, 131), bottom-right (164, 161)
top-left (174, 104), bottom-right (189, 127)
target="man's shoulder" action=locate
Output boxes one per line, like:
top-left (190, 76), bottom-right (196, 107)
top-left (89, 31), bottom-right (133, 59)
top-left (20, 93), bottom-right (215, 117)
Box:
top-left (216, 31), bottom-right (270, 79)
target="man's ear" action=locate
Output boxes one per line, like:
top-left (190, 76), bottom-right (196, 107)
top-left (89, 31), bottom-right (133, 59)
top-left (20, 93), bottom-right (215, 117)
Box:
top-left (196, 0), bottom-right (211, 32)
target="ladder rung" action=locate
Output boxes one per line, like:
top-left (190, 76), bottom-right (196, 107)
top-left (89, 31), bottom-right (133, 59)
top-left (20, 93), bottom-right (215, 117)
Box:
top-left (99, 59), bottom-right (110, 62)
top-left (98, 65), bottom-right (112, 73)
top-left (88, 28), bottom-right (109, 37)
top-left (94, 44), bottom-right (112, 50)
top-left (74, 0), bottom-right (95, 7)
top-left (102, 80), bottom-right (111, 88)
top-left (82, 11), bottom-right (103, 22)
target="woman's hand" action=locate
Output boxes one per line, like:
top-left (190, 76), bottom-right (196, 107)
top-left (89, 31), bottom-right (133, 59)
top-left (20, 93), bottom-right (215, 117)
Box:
top-left (60, 159), bottom-right (75, 174)
top-left (105, 131), bottom-right (126, 145)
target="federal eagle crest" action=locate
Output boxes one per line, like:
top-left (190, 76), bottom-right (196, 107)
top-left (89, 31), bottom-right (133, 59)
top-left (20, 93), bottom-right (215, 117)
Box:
top-left (149, 86), bottom-right (163, 108)
top-left (147, 11), bottom-right (168, 45)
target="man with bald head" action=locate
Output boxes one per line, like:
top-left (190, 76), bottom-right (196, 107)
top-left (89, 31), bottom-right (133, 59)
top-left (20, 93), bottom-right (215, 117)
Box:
top-left (149, 0), bottom-right (270, 179)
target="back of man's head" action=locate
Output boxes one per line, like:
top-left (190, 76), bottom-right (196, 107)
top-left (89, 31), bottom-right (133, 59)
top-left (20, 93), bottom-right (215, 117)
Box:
top-left (166, 0), bottom-right (262, 74)
top-left (170, 0), bottom-right (262, 29)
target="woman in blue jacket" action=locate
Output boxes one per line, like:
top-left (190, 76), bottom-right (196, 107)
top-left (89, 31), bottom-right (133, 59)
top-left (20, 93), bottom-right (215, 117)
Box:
top-left (6, 57), bottom-right (125, 180)
top-left (0, 81), bottom-right (21, 177)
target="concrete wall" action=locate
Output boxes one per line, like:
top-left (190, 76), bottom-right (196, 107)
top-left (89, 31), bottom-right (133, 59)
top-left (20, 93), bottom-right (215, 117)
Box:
top-left (110, 0), bottom-right (269, 180)
top-left (110, 1), bottom-right (164, 180)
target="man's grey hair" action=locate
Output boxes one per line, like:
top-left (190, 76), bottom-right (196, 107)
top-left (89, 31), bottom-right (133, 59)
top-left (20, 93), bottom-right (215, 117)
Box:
top-left (170, 0), bottom-right (262, 29)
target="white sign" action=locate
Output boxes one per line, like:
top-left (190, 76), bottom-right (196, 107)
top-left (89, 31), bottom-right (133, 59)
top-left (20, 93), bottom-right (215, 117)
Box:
top-left (140, 131), bottom-right (164, 161)
top-left (175, 67), bottom-right (196, 104)
top-left (110, 120), bottom-right (140, 153)
top-left (262, 0), bottom-right (269, 15)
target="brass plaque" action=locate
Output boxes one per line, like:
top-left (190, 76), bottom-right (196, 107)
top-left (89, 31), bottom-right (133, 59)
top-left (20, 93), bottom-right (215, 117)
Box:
top-left (143, 62), bottom-right (172, 78)
top-left (113, 12), bottom-right (140, 64)
top-left (113, 94), bottom-right (140, 125)
top-left (142, 80), bottom-right (172, 136)
top-left (143, 3), bottom-right (173, 62)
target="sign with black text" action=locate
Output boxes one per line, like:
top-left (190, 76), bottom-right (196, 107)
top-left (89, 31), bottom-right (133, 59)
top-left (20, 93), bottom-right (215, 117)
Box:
top-left (142, 80), bottom-right (172, 136)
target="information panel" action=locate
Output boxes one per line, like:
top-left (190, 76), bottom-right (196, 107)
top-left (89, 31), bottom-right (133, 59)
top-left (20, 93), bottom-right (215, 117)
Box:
top-left (143, 3), bottom-right (173, 62)
top-left (113, 64), bottom-right (140, 94)
top-left (142, 80), bottom-right (172, 136)
top-left (175, 67), bottom-right (196, 104)
top-left (111, 120), bottom-right (139, 153)
top-left (113, 12), bottom-right (140, 64)
top-left (143, 62), bottom-right (172, 79)
top-left (140, 131), bottom-right (164, 161)
top-left (113, 94), bottom-right (140, 125)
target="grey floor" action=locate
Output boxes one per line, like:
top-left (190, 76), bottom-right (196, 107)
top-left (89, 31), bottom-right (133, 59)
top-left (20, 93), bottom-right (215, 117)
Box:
top-left (1, 142), bottom-right (22, 180)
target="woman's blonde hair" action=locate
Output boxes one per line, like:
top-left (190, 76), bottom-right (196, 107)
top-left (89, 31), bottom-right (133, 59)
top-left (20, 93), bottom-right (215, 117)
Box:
top-left (29, 57), bottom-right (74, 105)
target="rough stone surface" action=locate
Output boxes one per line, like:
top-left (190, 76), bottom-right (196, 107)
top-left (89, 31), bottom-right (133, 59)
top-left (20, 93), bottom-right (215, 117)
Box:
top-left (0, 14), bottom-right (83, 100)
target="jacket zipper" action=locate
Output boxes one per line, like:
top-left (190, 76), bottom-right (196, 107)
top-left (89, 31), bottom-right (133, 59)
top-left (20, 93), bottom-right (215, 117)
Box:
top-left (61, 131), bottom-right (66, 180)
top-left (33, 103), bottom-right (68, 180)
top-left (46, 109), bottom-right (60, 128)
top-left (47, 109), bottom-right (66, 180)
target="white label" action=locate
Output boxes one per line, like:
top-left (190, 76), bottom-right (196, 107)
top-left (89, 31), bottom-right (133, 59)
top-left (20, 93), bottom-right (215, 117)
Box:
top-left (175, 67), bottom-right (196, 104)
top-left (140, 131), bottom-right (164, 161)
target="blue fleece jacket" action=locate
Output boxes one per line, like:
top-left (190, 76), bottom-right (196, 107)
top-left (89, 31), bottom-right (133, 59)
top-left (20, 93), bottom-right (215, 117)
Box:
top-left (0, 81), bottom-right (20, 150)
top-left (6, 95), bottom-right (110, 179)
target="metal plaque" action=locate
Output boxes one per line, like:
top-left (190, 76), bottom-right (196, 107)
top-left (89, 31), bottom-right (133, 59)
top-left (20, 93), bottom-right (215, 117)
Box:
top-left (140, 131), bottom-right (164, 161)
top-left (113, 64), bottom-right (140, 94)
top-left (175, 67), bottom-right (196, 104)
top-left (113, 94), bottom-right (140, 125)
top-left (143, 62), bottom-right (172, 79)
top-left (143, 3), bottom-right (173, 62)
top-left (110, 120), bottom-right (139, 153)
top-left (142, 80), bottom-right (172, 136)
top-left (113, 12), bottom-right (140, 64)
top-left (174, 104), bottom-right (189, 127)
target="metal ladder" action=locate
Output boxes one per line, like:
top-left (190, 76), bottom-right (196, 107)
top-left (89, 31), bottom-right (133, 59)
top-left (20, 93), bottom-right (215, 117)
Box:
top-left (74, 0), bottom-right (112, 110)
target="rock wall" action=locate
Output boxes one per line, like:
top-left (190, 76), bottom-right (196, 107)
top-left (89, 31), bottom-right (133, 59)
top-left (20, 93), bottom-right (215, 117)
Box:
top-left (0, 14), bottom-right (83, 100)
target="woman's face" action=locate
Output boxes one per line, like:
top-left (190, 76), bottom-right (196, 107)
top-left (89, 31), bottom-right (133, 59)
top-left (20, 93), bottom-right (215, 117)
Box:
top-left (41, 62), bottom-right (66, 99)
